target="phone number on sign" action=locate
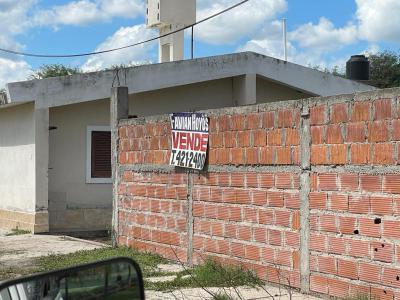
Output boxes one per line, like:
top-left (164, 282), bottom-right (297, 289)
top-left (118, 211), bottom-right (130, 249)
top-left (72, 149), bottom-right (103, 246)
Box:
top-left (170, 150), bottom-right (206, 169)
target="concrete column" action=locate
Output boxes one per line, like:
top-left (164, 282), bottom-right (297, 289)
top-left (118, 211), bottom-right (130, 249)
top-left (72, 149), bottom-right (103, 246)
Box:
top-left (111, 87), bottom-right (129, 246)
top-left (34, 107), bottom-right (49, 233)
top-left (159, 26), bottom-right (184, 63)
top-left (186, 172), bottom-right (194, 267)
top-left (233, 74), bottom-right (257, 106)
top-left (299, 103), bottom-right (311, 293)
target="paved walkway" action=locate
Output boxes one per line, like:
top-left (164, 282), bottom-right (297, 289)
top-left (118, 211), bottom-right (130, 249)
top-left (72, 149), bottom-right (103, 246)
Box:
top-left (0, 234), bottom-right (105, 269)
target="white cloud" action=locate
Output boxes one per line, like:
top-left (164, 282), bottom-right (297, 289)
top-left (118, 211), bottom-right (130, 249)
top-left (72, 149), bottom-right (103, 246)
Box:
top-left (0, 0), bottom-right (35, 36)
top-left (290, 17), bottom-right (357, 52)
top-left (363, 44), bottom-right (380, 56)
top-left (356, 0), bottom-right (400, 43)
top-left (195, 0), bottom-right (287, 45)
top-left (238, 20), bottom-right (290, 59)
top-left (33, 0), bottom-right (144, 27)
top-left (238, 18), bottom-right (356, 72)
top-left (82, 24), bottom-right (157, 72)
top-left (0, 58), bottom-right (32, 89)
top-left (0, 0), bottom-right (35, 88)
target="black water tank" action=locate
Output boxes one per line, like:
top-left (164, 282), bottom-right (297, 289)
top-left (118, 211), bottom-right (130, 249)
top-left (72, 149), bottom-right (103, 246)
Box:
top-left (346, 55), bottom-right (370, 80)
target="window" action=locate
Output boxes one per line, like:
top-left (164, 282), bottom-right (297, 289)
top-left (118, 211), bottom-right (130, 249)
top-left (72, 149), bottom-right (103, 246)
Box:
top-left (86, 126), bottom-right (112, 184)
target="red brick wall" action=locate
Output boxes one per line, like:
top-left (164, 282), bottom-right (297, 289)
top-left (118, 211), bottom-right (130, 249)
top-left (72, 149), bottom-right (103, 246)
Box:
top-left (118, 171), bottom-right (189, 262)
top-left (116, 88), bottom-right (400, 299)
top-left (191, 171), bottom-right (301, 287)
top-left (309, 96), bottom-right (400, 299)
top-left (117, 102), bottom-right (302, 288)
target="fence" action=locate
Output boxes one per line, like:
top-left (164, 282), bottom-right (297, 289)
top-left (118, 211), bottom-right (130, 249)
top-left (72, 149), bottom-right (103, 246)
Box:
top-left (113, 87), bottom-right (400, 299)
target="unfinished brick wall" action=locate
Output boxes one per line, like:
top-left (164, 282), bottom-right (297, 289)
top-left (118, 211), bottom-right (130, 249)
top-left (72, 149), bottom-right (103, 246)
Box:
top-left (309, 96), bottom-right (400, 299)
top-left (117, 101), bottom-right (303, 289)
top-left (191, 105), bottom-right (302, 287)
top-left (115, 88), bottom-right (400, 299)
top-left (118, 171), bottom-right (189, 262)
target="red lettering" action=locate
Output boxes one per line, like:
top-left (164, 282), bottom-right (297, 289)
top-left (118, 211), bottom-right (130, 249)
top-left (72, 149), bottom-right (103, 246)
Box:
top-left (179, 132), bottom-right (187, 149)
top-left (200, 134), bottom-right (208, 151)
top-left (173, 131), bottom-right (208, 152)
top-left (172, 132), bottom-right (180, 148)
top-left (194, 133), bottom-right (201, 151)
top-left (187, 133), bottom-right (194, 150)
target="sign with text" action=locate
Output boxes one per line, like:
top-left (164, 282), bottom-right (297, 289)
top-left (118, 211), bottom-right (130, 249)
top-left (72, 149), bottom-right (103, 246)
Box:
top-left (169, 113), bottom-right (209, 170)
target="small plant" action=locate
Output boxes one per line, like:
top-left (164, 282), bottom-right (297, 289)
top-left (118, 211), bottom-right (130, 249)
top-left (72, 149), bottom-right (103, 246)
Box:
top-left (0, 88), bottom-right (6, 102)
top-left (30, 64), bottom-right (81, 80)
top-left (193, 258), bottom-right (262, 288)
top-left (213, 293), bottom-right (236, 300)
top-left (6, 228), bottom-right (31, 236)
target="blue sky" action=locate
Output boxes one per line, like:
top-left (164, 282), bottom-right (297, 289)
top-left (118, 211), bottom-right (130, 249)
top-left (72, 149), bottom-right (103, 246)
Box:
top-left (1, 0), bottom-right (399, 88)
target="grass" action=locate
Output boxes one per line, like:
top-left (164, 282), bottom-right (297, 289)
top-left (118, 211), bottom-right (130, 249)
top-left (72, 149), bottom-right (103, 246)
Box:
top-left (0, 268), bottom-right (26, 282)
top-left (1, 248), bottom-right (263, 296)
top-left (6, 229), bottom-right (31, 236)
top-left (0, 247), bottom-right (168, 283)
top-left (147, 258), bottom-right (263, 291)
top-left (35, 247), bottom-right (167, 278)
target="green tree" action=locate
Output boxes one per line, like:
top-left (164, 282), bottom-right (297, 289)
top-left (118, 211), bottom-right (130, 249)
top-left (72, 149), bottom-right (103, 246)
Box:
top-left (368, 51), bottom-right (400, 88)
top-left (331, 65), bottom-right (345, 78)
top-left (30, 64), bottom-right (81, 79)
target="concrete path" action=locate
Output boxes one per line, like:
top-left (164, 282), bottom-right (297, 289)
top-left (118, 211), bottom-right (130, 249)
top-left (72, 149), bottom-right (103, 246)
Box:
top-left (0, 234), bottom-right (106, 269)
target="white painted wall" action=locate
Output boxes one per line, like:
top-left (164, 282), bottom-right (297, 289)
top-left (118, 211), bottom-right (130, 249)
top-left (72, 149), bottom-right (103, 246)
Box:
top-left (130, 77), bottom-right (313, 116)
top-left (0, 103), bottom-right (36, 212)
top-left (130, 78), bottom-right (235, 116)
top-left (256, 76), bottom-right (313, 102)
top-left (48, 99), bottom-right (112, 231)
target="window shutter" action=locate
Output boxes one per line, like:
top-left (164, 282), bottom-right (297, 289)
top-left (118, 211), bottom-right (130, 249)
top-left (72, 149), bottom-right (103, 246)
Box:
top-left (91, 131), bottom-right (111, 178)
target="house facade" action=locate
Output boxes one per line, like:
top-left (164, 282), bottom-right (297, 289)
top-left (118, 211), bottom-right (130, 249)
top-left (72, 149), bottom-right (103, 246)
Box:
top-left (0, 52), bottom-right (375, 233)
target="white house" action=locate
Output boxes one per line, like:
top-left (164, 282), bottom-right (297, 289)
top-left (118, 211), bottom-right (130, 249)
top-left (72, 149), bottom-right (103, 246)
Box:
top-left (0, 52), bottom-right (375, 234)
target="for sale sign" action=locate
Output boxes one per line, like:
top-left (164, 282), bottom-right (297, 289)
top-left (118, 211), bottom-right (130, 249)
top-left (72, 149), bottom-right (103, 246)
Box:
top-left (169, 113), bottom-right (209, 170)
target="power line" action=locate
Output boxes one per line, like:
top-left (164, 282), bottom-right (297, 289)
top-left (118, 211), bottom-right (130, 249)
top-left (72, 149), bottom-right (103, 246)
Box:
top-left (0, 0), bottom-right (250, 58)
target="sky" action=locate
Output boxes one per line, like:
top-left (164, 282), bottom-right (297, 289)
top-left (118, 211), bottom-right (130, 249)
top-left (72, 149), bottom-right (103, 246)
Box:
top-left (1, 0), bottom-right (400, 89)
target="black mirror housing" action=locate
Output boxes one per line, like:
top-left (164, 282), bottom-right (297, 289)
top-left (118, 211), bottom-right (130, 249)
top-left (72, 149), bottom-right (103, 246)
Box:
top-left (0, 257), bottom-right (145, 300)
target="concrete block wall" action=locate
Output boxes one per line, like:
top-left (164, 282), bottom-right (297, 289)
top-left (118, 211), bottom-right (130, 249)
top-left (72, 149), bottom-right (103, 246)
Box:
top-left (115, 87), bottom-right (400, 299)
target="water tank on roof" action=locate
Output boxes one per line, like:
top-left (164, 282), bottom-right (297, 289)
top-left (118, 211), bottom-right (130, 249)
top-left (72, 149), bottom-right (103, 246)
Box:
top-left (346, 55), bottom-right (370, 81)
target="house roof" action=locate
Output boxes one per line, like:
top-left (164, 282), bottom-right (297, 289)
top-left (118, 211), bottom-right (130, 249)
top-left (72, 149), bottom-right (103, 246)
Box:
top-left (5, 51), bottom-right (375, 109)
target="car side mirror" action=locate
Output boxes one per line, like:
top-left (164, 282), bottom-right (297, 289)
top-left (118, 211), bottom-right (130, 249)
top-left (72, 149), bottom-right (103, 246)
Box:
top-left (0, 257), bottom-right (145, 300)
